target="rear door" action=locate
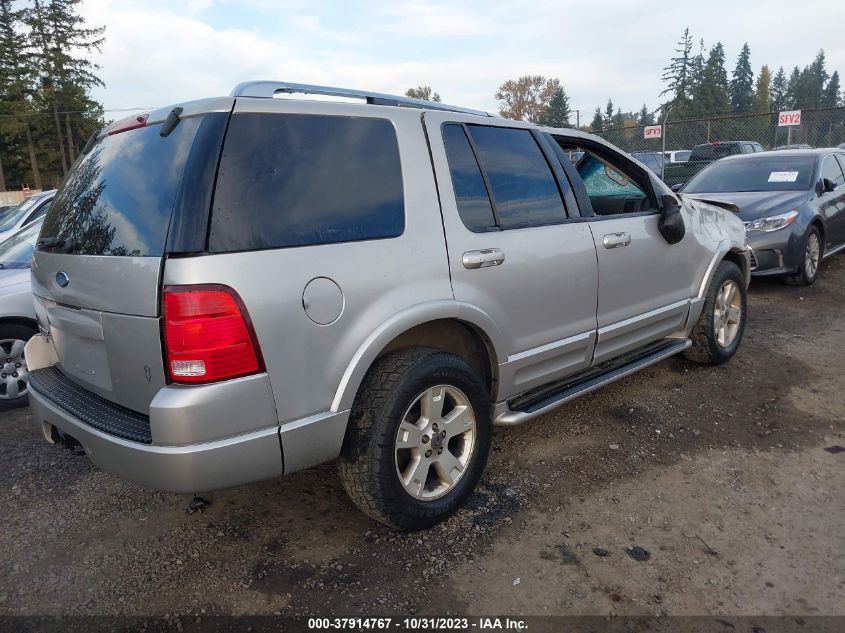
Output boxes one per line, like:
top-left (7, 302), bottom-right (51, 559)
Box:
top-left (826, 154), bottom-right (845, 247)
top-left (425, 112), bottom-right (599, 399)
top-left (817, 153), bottom-right (845, 249)
top-left (31, 98), bottom-right (232, 413)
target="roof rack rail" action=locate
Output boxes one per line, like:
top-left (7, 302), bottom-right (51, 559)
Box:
top-left (230, 80), bottom-right (494, 117)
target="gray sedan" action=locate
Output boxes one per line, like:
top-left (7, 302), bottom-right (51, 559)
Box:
top-left (681, 149), bottom-right (845, 285)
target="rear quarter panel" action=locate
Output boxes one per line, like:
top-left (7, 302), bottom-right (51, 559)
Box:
top-left (163, 101), bottom-right (453, 423)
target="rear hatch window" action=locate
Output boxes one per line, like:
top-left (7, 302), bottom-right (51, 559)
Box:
top-left (32, 110), bottom-right (229, 414)
top-left (689, 144), bottom-right (739, 161)
top-left (40, 114), bottom-right (226, 257)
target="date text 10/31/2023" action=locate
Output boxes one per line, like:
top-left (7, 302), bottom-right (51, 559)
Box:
top-left (307, 617), bottom-right (528, 630)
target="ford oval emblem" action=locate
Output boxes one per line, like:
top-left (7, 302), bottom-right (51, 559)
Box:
top-left (55, 271), bottom-right (70, 288)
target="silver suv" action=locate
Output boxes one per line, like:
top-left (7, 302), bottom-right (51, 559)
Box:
top-left (27, 81), bottom-right (750, 530)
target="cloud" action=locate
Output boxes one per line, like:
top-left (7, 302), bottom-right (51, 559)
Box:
top-left (81, 0), bottom-right (845, 119)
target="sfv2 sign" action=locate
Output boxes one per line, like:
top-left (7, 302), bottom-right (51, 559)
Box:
top-left (778, 110), bottom-right (801, 126)
top-left (644, 124), bottom-right (662, 139)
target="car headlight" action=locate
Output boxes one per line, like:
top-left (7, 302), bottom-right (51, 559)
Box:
top-left (744, 210), bottom-right (799, 232)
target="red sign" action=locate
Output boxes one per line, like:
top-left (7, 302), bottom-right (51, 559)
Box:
top-left (778, 110), bottom-right (801, 126)
top-left (644, 124), bottom-right (662, 139)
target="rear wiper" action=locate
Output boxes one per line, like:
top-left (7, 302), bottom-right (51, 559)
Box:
top-left (159, 106), bottom-right (184, 138)
top-left (37, 236), bottom-right (65, 250)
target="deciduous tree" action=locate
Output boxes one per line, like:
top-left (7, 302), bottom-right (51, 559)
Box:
top-left (405, 85), bottom-right (441, 102)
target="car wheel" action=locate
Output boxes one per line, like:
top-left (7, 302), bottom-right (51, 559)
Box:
top-left (785, 226), bottom-right (822, 286)
top-left (339, 347), bottom-right (492, 531)
top-left (0, 323), bottom-right (37, 411)
top-left (684, 260), bottom-right (747, 365)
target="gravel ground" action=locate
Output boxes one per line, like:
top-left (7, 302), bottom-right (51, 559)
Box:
top-left (1, 256), bottom-right (843, 619)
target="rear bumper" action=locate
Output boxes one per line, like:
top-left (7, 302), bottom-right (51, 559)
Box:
top-left (29, 384), bottom-right (285, 493)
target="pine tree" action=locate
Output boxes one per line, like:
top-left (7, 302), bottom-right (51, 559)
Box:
top-left (25, 0), bottom-right (105, 178)
top-left (785, 66), bottom-right (801, 109)
top-left (612, 107), bottom-right (625, 128)
top-left (690, 42), bottom-right (730, 116)
top-left (589, 107), bottom-right (604, 132)
top-left (770, 66), bottom-right (788, 112)
top-left (729, 43), bottom-right (754, 113)
top-left (604, 99), bottom-right (615, 125)
top-left (539, 85), bottom-right (571, 127)
top-left (0, 0), bottom-right (41, 189)
top-left (638, 104), bottom-right (654, 125)
top-left (823, 71), bottom-right (841, 107)
top-left (660, 28), bottom-right (694, 113)
top-left (753, 65), bottom-right (771, 113)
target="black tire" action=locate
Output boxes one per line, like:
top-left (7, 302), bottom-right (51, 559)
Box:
top-left (0, 322), bottom-right (38, 411)
top-left (339, 347), bottom-right (492, 531)
top-left (684, 261), bottom-right (747, 365)
top-left (785, 225), bottom-right (822, 286)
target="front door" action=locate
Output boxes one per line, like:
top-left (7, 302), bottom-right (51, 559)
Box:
top-left (425, 112), bottom-right (599, 399)
top-left (565, 149), bottom-right (695, 363)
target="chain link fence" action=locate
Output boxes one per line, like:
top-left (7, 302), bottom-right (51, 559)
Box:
top-left (593, 106), bottom-right (845, 182)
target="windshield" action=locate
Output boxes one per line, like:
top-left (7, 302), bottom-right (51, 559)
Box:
top-left (0, 196), bottom-right (42, 231)
top-left (684, 156), bottom-right (816, 193)
top-left (0, 220), bottom-right (43, 269)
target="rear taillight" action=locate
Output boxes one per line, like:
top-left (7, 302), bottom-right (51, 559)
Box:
top-left (163, 285), bottom-right (262, 384)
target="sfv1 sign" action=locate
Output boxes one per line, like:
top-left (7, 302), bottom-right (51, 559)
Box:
top-left (644, 124), bottom-right (662, 138)
top-left (778, 110), bottom-right (801, 126)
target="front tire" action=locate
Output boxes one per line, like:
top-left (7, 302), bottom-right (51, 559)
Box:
top-left (684, 261), bottom-right (747, 365)
top-left (339, 348), bottom-right (492, 531)
top-left (785, 225), bottom-right (822, 286)
top-left (0, 323), bottom-right (37, 411)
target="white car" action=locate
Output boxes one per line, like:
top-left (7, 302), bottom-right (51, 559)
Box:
top-left (0, 190), bottom-right (55, 243)
top-left (0, 218), bottom-right (43, 409)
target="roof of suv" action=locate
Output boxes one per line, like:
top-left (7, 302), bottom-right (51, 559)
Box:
top-left (230, 80), bottom-right (496, 118)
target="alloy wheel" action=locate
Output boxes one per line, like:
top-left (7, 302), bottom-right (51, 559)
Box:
top-left (714, 280), bottom-right (742, 348)
top-left (0, 338), bottom-right (29, 400)
top-left (395, 385), bottom-right (476, 500)
top-left (804, 232), bottom-right (821, 280)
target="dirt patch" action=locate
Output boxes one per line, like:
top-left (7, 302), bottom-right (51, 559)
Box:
top-left (0, 257), bottom-right (843, 618)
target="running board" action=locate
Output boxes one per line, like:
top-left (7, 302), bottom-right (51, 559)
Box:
top-left (494, 339), bottom-right (691, 426)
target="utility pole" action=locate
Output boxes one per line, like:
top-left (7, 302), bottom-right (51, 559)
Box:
top-left (661, 105), bottom-right (672, 180)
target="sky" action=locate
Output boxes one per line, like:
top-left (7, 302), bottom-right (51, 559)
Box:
top-left (80, 0), bottom-right (845, 120)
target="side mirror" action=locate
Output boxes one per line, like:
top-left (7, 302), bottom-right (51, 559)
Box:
top-left (658, 194), bottom-right (686, 245)
top-left (670, 183), bottom-right (685, 192)
top-left (820, 178), bottom-right (837, 194)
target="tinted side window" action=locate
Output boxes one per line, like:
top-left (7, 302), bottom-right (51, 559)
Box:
top-left (441, 124), bottom-right (496, 231)
top-left (210, 114), bottom-right (404, 252)
top-left (466, 125), bottom-right (566, 229)
top-left (821, 155), bottom-right (845, 188)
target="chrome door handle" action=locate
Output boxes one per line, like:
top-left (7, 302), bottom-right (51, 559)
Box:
top-left (602, 232), bottom-right (631, 249)
top-left (462, 248), bottom-right (505, 269)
